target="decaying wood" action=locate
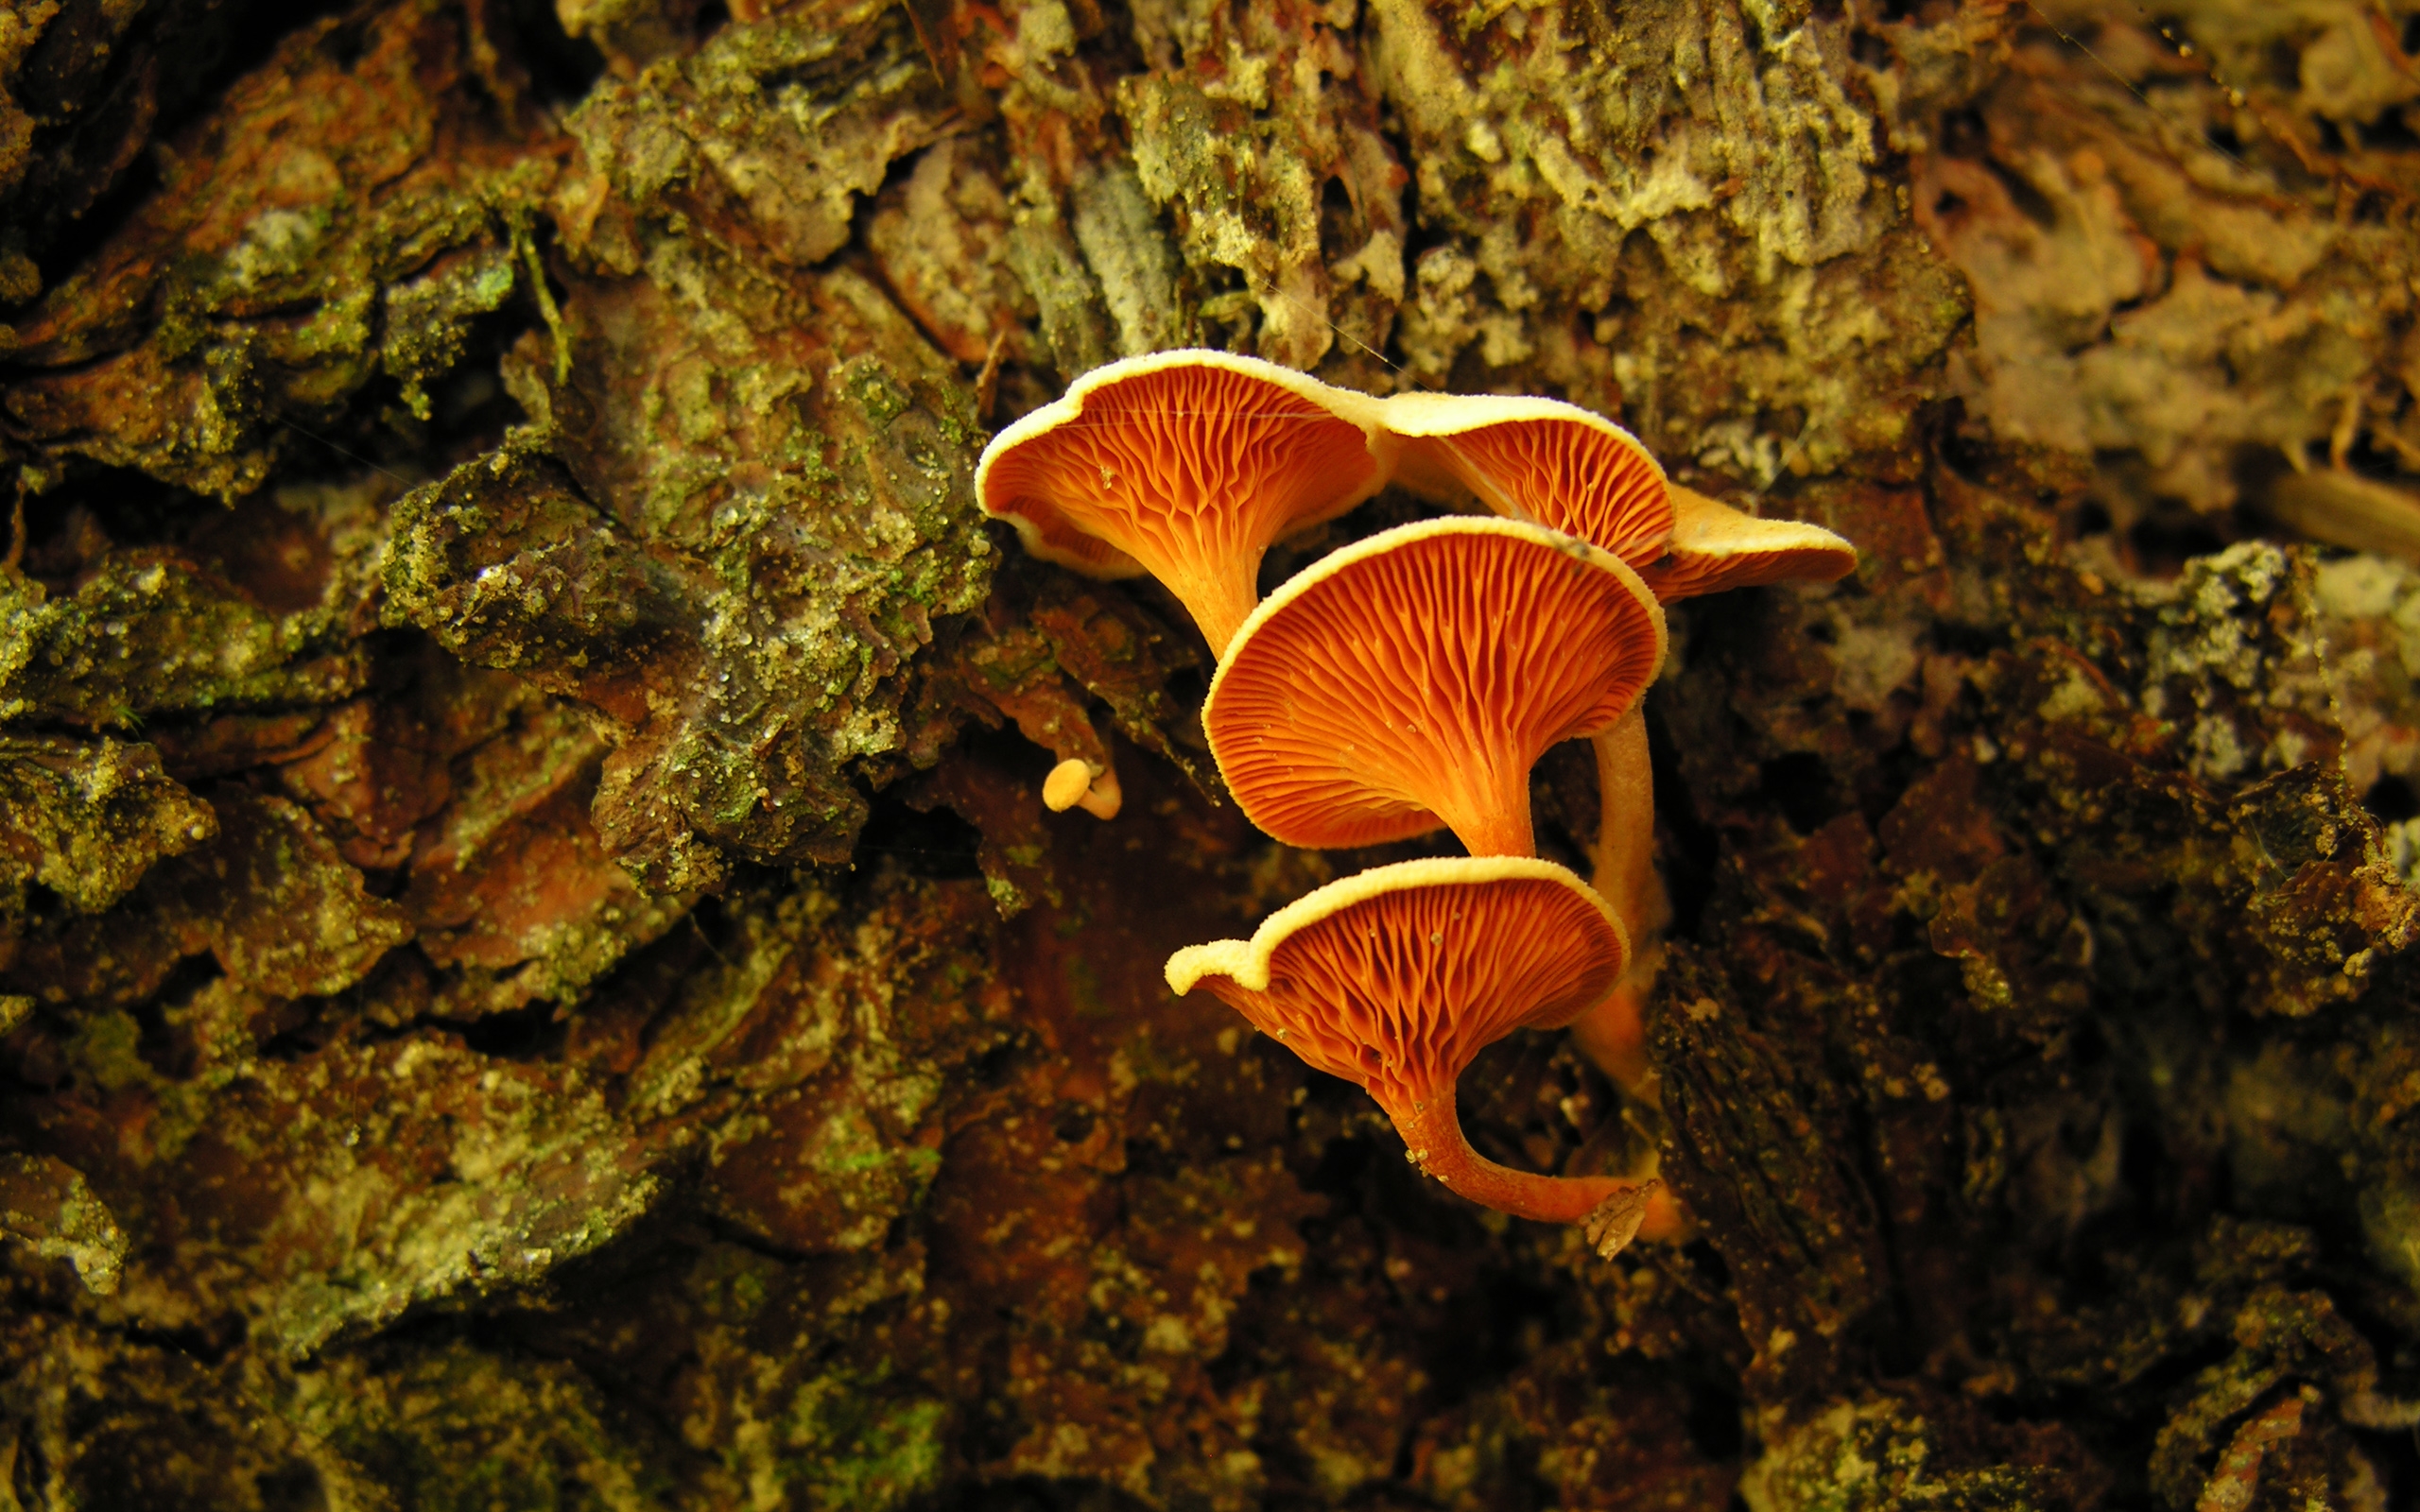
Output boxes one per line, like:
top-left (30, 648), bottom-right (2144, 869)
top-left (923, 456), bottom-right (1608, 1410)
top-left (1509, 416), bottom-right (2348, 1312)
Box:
top-left (4, 0), bottom-right (2420, 1505)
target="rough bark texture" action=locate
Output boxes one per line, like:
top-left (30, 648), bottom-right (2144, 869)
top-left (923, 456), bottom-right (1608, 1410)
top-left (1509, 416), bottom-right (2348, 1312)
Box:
top-left (4, 0), bottom-right (2420, 1506)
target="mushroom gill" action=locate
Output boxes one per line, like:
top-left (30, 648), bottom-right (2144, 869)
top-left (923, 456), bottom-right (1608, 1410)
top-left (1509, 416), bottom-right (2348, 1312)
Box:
top-left (1201, 517), bottom-right (1665, 859)
top-left (1378, 391), bottom-right (1675, 570)
top-left (975, 350), bottom-right (1391, 659)
top-left (1166, 856), bottom-right (1664, 1250)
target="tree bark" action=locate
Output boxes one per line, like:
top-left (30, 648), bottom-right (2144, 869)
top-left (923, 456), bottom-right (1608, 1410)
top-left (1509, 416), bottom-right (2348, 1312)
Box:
top-left (4, 0), bottom-right (2420, 1506)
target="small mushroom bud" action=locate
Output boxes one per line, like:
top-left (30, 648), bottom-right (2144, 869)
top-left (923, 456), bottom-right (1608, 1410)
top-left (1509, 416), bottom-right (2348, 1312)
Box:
top-left (1041, 757), bottom-right (1121, 820)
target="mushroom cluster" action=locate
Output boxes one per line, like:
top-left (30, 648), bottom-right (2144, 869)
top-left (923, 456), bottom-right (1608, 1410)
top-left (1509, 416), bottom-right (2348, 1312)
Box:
top-left (976, 351), bottom-right (1855, 1255)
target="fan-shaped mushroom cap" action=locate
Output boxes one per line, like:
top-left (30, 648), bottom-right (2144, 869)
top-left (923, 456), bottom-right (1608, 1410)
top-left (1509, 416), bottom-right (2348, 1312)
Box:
top-left (1167, 856), bottom-right (1650, 1229)
top-left (975, 351), bottom-right (1391, 655)
top-left (1379, 392), bottom-right (1674, 570)
top-left (1637, 483), bottom-right (1857, 600)
top-left (1202, 517), bottom-right (1666, 857)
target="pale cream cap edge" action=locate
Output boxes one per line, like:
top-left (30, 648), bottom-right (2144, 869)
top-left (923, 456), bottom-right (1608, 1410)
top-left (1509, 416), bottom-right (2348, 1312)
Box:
top-left (1380, 393), bottom-right (1667, 534)
top-left (1381, 392), bottom-right (1661, 469)
top-left (972, 349), bottom-right (1393, 579)
top-left (1665, 484), bottom-right (1857, 573)
top-left (1165, 854), bottom-right (1625, 996)
top-left (1203, 515), bottom-right (1670, 717)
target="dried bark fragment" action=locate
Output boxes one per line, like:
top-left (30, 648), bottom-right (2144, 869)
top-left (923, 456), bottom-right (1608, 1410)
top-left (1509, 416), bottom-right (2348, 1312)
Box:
top-left (169, 789), bottom-right (413, 998)
top-left (0, 552), bottom-right (372, 728)
top-left (1120, 0), bottom-right (1407, 369)
top-left (400, 698), bottom-right (688, 1014)
top-left (1, 785), bottom-right (412, 1005)
top-left (271, 696), bottom-right (453, 871)
top-left (370, 4), bottom-right (1000, 889)
top-left (0, 1149), bottom-right (124, 1293)
top-left (866, 134), bottom-right (1033, 366)
top-left (1654, 950), bottom-right (1893, 1404)
top-left (557, 0), bottom-right (950, 273)
top-left (0, 734), bottom-right (215, 912)
top-left (23, 1012), bottom-right (660, 1354)
top-left (0, 1312), bottom-right (380, 1507)
top-left (0, 472), bottom-right (392, 747)
top-left (1367, 0), bottom-right (1975, 470)
top-left (1, 0), bottom-right (557, 499)
top-left (1924, 6), bottom-right (2420, 528)
top-left (1739, 1391), bottom-right (2103, 1512)
top-left (621, 875), bottom-right (1011, 1255)
top-left (0, 0), bottom-right (314, 278)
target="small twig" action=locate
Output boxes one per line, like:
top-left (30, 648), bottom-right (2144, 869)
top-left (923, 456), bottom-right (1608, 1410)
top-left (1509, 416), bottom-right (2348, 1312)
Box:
top-left (4, 475), bottom-right (25, 574)
top-left (975, 328), bottom-right (1009, 424)
top-left (2330, 387), bottom-right (2362, 471)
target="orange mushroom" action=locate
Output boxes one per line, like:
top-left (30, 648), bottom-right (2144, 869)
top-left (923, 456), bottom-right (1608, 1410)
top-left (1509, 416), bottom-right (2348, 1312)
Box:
top-left (1637, 483), bottom-right (1857, 601)
top-left (975, 351), bottom-right (1391, 657)
top-left (1167, 855), bottom-right (1665, 1246)
top-left (1378, 399), bottom-right (1850, 1094)
top-left (1378, 392), bottom-right (1675, 570)
top-left (1573, 484), bottom-right (1857, 1093)
top-left (1367, 398), bottom-right (1688, 1068)
top-left (1201, 517), bottom-right (1666, 858)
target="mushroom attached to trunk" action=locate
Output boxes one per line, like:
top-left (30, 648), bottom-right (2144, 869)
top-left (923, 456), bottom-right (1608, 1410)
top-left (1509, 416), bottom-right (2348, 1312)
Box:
top-left (1167, 855), bottom-right (1661, 1248)
top-left (1201, 517), bottom-right (1666, 858)
top-left (975, 351), bottom-right (1391, 657)
top-left (1379, 392), bottom-right (1675, 570)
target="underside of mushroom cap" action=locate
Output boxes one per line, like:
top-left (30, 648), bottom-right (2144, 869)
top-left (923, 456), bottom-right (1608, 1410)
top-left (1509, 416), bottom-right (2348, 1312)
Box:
top-left (1379, 392), bottom-right (1674, 570)
top-left (1165, 855), bottom-right (1628, 1100)
top-left (975, 350), bottom-right (1390, 654)
top-left (1638, 483), bottom-right (1858, 600)
top-left (1201, 517), bottom-right (1667, 856)
top-left (1167, 856), bottom-right (1642, 1226)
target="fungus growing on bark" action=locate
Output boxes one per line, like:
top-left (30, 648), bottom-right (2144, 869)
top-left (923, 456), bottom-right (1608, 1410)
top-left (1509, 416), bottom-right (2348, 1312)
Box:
top-left (975, 351), bottom-right (1390, 656)
top-left (1166, 855), bottom-right (1660, 1248)
top-left (1637, 483), bottom-right (1858, 601)
top-left (1378, 392), bottom-right (1674, 569)
top-left (1201, 517), bottom-right (1665, 857)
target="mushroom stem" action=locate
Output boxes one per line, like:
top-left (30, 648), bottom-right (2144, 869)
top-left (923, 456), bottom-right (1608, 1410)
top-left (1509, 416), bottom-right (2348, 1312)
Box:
top-left (1379, 1081), bottom-right (1648, 1226)
top-left (1075, 765), bottom-right (1122, 819)
top-left (1570, 709), bottom-right (1670, 1095)
top-left (1566, 969), bottom-right (1658, 1092)
top-left (1586, 709), bottom-right (1662, 929)
top-left (1166, 564), bottom-right (1264, 662)
top-left (1432, 755), bottom-right (1537, 858)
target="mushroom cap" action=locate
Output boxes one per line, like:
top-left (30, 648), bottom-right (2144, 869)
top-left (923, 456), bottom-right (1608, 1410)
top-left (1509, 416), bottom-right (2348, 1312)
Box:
top-left (1638, 483), bottom-right (1857, 601)
top-left (1201, 516), bottom-right (1667, 855)
top-left (1379, 391), bottom-right (1674, 570)
top-left (1041, 758), bottom-right (1096, 812)
top-left (1166, 855), bottom-right (1629, 1105)
top-left (975, 350), bottom-right (1391, 653)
